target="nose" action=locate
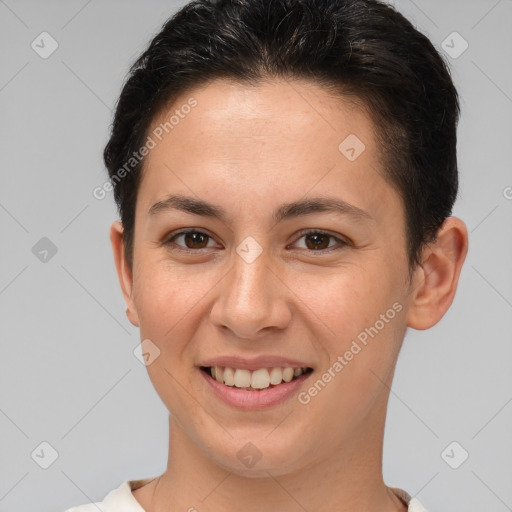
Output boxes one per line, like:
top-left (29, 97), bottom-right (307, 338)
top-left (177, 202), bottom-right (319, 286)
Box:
top-left (209, 245), bottom-right (292, 340)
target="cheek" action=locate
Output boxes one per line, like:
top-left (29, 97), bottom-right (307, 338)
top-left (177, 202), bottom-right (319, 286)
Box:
top-left (295, 260), bottom-right (399, 339)
top-left (131, 263), bottom-right (203, 409)
top-left (296, 256), bottom-right (406, 384)
top-left (131, 261), bottom-right (194, 343)
top-left (297, 264), bottom-right (406, 432)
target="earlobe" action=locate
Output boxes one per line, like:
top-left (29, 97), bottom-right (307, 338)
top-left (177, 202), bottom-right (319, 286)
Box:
top-left (109, 220), bottom-right (140, 327)
top-left (406, 217), bottom-right (468, 330)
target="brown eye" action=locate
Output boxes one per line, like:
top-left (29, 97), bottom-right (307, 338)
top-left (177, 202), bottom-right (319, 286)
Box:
top-left (293, 230), bottom-right (348, 252)
top-left (166, 230), bottom-right (216, 250)
top-left (182, 232), bottom-right (209, 249)
top-left (304, 232), bottom-right (330, 250)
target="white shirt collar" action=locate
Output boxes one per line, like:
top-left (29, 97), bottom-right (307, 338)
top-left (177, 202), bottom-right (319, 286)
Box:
top-left (77, 479), bottom-right (429, 512)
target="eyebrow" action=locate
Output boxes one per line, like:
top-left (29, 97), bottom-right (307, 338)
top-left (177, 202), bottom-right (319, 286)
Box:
top-left (148, 194), bottom-right (373, 224)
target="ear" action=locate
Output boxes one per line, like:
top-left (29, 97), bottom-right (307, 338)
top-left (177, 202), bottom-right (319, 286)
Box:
top-left (110, 220), bottom-right (140, 327)
top-left (406, 216), bottom-right (468, 330)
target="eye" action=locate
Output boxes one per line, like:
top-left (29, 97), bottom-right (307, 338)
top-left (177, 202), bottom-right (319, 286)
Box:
top-left (163, 228), bottom-right (349, 253)
top-left (291, 229), bottom-right (348, 252)
top-left (164, 229), bottom-right (218, 250)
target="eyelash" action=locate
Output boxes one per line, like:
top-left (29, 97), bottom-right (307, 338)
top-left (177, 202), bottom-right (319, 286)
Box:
top-left (163, 228), bottom-right (349, 253)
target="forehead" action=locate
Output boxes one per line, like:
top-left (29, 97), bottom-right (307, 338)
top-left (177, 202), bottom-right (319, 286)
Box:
top-left (137, 77), bottom-right (397, 224)
top-left (147, 77), bottom-right (371, 158)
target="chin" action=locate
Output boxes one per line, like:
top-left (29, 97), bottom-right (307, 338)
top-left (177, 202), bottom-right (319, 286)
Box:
top-left (203, 435), bottom-right (309, 478)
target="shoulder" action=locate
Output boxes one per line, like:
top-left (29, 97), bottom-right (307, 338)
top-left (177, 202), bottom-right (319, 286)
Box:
top-left (408, 497), bottom-right (429, 512)
top-left (62, 478), bottom-right (156, 512)
top-left (389, 487), bottom-right (429, 512)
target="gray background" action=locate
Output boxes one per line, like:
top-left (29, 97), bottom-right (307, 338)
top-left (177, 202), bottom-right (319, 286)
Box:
top-left (0, 1), bottom-right (511, 511)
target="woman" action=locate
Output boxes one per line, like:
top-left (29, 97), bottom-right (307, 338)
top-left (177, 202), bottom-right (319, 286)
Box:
top-left (66, 0), bottom-right (468, 510)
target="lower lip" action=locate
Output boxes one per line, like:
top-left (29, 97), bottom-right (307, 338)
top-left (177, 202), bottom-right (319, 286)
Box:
top-left (199, 368), bottom-right (313, 410)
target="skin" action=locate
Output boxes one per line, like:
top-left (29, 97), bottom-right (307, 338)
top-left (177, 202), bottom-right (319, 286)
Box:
top-left (110, 77), bottom-right (468, 512)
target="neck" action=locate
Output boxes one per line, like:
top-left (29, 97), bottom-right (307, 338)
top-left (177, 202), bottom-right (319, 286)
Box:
top-left (139, 389), bottom-right (406, 512)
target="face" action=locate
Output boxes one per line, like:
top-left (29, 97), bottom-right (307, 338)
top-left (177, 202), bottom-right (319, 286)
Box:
top-left (115, 78), bottom-right (417, 476)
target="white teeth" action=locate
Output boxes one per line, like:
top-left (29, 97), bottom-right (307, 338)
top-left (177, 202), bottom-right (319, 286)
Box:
top-left (269, 367), bottom-right (283, 385)
top-left (223, 367), bottom-right (235, 386)
top-left (214, 366), bottom-right (224, 383)
top-left (233, 368), bottom-right (251, 388)
top-left (251, 368), bottom-right (270, 389)
top-left (207, 365), bottom-right (309, 389)
top-left (282, 367), bottom-right (294, 382)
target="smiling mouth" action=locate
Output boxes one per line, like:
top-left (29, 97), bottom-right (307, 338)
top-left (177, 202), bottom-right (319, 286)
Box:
top-left (200, 365), bottom-right (314, 391)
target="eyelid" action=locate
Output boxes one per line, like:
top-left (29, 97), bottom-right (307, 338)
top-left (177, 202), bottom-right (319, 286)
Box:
top-left (290, 229), bottom-right (350, 251)
top-left (163, 228), bottom-right (350, 252)
top-left (164, 228), bottom-right (220, 250)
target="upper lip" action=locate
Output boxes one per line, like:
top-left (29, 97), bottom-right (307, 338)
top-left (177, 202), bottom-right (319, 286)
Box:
top-left (199, 356), bottom-right (313, 371)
